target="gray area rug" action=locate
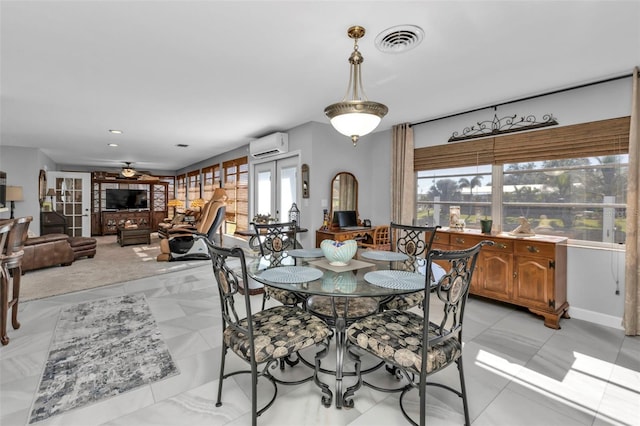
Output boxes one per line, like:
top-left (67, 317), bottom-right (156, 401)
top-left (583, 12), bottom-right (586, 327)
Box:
top-left (29, 294), bottom-right (179, 423)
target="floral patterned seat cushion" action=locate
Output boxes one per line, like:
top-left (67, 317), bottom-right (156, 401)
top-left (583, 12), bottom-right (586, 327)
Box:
top-left (307, 296), bottom-right (379, 321)
top-left (346, 309), bottom-right (461, 374)
top-left (380, 291), bottom-right (424, 311)
top-left (266, 286), bottom-right (302, 306)
top-left (224, 305), bottom-right (330, 363)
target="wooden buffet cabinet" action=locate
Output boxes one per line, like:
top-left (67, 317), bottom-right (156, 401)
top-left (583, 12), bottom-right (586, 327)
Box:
top-left (433, 229), bottom-right (569, 329)
top-left (315, 227), bottom-right (374, 247)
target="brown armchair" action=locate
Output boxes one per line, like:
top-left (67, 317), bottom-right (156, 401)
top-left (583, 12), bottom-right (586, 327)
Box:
top-left (157, 210), bottom-right (199, 239)
top-left (157, 189), bottom-right (227, 261)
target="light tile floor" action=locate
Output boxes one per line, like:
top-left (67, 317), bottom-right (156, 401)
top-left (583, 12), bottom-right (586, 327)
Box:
top-left (1, 262), bottom-right (639, 426)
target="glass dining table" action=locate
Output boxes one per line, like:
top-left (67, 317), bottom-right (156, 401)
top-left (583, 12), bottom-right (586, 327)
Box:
top-left (246, 249), bottom-right (425, 409)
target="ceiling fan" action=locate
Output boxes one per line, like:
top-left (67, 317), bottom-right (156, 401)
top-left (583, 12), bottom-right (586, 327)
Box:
top-left (120, 162), bottom-right (138, 178)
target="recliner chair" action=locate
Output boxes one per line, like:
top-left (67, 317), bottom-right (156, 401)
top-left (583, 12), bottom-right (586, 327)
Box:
top-left (157, 188), bottom-right (227, 261)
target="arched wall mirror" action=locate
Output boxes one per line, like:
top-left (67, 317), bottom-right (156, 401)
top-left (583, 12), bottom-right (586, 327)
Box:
top-left (330, 172), bottom-right (358, 226)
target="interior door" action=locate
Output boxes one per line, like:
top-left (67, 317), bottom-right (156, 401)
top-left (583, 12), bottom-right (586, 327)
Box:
top-left (47, 171), bottom-right (91, 236)
top-left (252, 155), bottom-right (298, 223)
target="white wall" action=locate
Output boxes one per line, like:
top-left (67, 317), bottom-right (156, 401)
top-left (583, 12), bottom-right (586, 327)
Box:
top-left (567, 245), bottom-right (625, 329)
top-left (0, 145), bottom-right (57, 234)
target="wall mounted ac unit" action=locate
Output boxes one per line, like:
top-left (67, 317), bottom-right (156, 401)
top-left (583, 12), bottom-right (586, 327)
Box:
top-left (249, 132), bottom-right (289, 158)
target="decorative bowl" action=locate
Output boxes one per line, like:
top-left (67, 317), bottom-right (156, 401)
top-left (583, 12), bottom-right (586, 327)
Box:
top-left (320, 239), bottom-right (357, 266)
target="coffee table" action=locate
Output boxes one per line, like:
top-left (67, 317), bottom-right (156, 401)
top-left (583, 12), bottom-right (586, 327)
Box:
top-left (117, 227), bottom-right (151, 247)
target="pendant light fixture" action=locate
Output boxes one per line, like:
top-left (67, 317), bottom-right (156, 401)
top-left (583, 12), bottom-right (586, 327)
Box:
top-left (324, 26), bottom-right (388, 146)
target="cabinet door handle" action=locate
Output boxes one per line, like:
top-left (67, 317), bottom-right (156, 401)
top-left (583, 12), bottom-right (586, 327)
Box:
top-left (526, 245), bottom-right (540, 253)
top-left (455, 238), bottom-right (465, 244)
top-left (496, 243), bottom-right (508, 249)
top-left (513, 272), bottom-right (517, 278)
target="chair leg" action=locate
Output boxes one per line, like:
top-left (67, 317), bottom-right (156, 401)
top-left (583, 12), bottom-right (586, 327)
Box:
top-left (251, 361), bottom-right (259, 426)
top-left (215, 345), bottom-right (228, 407)
top-left (0, 265), bottom-right (9, 345)
top-left (457, 357), bottom-right (471, 426)
top-left (10, 265), bottom-right (21, 330)
top-left (420, 382), bottom-right (426, 426)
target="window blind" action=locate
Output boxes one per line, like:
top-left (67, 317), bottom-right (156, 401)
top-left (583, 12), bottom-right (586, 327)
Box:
top-left (414, 138), bottom-right (494, 171)
top-left (493, 116), bottom-right (630, 164)
top-left (414, 116), bottom-right (630, 171)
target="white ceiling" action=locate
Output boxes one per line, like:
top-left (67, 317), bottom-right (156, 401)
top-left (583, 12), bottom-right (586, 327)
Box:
top-left (2, 1), bottom-right (639, 172)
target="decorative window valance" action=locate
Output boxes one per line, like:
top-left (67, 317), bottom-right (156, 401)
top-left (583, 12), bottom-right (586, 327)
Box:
top-left (414, 116), bottom-right (630, 171)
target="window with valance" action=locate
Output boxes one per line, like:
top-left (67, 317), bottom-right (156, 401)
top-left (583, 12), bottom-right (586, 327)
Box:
top-left (415, 117), bottom-right (630, 243)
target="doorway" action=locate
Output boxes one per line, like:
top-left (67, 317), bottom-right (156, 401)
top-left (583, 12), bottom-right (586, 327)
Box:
top-left (47, 171), bottom-right (91, 236)
top-left (252, 155), bottom-right (298, 224)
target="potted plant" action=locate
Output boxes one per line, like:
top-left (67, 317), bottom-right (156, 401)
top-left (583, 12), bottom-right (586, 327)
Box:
top-left (480, 216), bottom-right (493, 234)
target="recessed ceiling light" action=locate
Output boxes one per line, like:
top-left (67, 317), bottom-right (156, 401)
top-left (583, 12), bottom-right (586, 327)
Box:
top-left (109, 129), bottom-right (123, 134)
top-left (375, 25), bottom-right (424, 53)
top-left (107, 143), bottom-right (119, 147)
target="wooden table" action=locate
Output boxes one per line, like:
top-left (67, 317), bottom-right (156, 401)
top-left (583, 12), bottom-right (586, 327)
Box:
top-left (117, 227), bottom-right (151, 247)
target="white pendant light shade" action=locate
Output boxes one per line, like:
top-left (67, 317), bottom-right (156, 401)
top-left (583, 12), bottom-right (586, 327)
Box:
top-left (328, 107), bottom-right (383, 139)
top-left (325, 26), bottom-right (388, 146)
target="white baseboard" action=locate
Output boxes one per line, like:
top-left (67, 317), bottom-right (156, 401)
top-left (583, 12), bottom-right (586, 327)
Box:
top-left (569, 307), bottom-right (623, 330)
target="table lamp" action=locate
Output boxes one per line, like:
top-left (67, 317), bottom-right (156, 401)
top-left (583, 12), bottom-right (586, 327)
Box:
top-left (46, 188), bottom-right (57, 206)
top-left (6, 186), bottom-right (23, 219)
top-left (167, 198), bottom-right (184, 218)
top-left (190, 198), bottom-right (205, 210)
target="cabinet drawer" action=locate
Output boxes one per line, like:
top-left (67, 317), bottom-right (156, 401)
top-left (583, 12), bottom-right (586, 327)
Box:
top-left (450, 233), bottom-right (513, 252)
top-left (433, 232), bottom-right (450, 246)
top-left (514, 241), bottom-right (556, 257)
top-left (449, 233), bottom-right (481, 248)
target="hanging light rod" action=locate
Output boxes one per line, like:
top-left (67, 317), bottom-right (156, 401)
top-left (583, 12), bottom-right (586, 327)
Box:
top-left (325, 25), bottom-right (388, 146)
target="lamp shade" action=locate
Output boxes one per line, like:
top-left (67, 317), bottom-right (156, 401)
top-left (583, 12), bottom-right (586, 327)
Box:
top-left (190, 198), bottom-right (205, 209)
top-left (327, 106), bottom-right (384, 139)
top-left (167, 199), bottom-right (184, 208)
top-left (46, 188), bottom-right (57, 196)
top-left (6, 186), bottom-right (23, 202)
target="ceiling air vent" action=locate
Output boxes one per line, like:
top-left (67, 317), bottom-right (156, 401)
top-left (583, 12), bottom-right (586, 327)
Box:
top-left (375, 25), bottom-right (424, 54)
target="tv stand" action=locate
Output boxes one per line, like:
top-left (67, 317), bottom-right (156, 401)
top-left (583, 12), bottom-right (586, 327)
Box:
top-left (101, 211), bottom-right (150, 235)
top-left (91, 174), bottom-right (168, 236)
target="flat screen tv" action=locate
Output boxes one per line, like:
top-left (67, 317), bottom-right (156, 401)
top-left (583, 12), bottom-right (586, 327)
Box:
top-left (105, 189), bottom-right (148, 210)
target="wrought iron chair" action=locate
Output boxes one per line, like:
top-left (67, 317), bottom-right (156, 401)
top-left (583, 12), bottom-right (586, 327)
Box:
top-left (347, 241), bottom-right (492, 426)
top-left (1, 216), bottom-right (32, 345)
top-left (379, 223), bottom-right (441, 311)
top-left (207, 241), bottom-right (331, 426)
top-left (252, 221), bottom-right (305, 309)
